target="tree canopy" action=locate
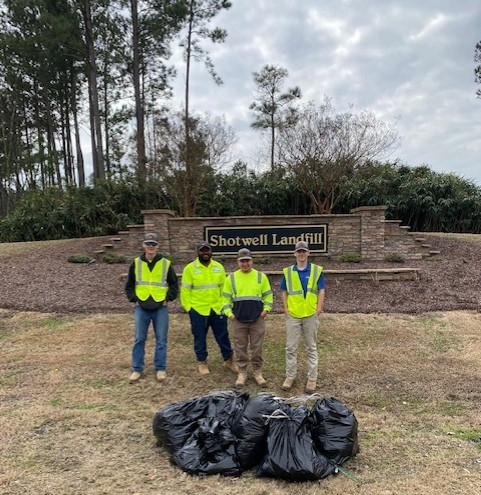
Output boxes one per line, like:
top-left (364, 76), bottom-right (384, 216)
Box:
top-left (0, 2), bottom-right (479, 238)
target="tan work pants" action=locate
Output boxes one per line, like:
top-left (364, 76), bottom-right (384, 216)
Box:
top-left (232, 317), bottom-right (266, 373)
top-left (285, 314), bottom-right (319, 381)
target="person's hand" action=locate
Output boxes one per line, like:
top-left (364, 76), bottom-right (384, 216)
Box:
top-left (260, 310), bottom-right (268, 319)
top-left (229, 314), bottom-right (235, 320)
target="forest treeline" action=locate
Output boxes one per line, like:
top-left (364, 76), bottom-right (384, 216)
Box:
top-left (1, 1), bottom-right (481, 242)
top-left (1, 161), bottom-right (480, 242)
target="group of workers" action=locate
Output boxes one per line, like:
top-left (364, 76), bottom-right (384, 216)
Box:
top-left (124, 233), bottom-right (325, 393)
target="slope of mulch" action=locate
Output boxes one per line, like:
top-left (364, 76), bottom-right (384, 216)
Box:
top-left (0, 235), bottom-right (479, 315)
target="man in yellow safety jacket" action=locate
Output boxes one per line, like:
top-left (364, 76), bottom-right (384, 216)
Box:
top-left (223, 248), bottom-right (273, 388)
top-left (181, 241), bottom-right (237, 375)
top-left (125, 232), bottom-right (178, 384)
top-left (280, 241), bottom-right (325, 394)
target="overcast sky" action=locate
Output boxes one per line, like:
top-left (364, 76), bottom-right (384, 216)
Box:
top-left (170, 0), bottom-right (481, 185)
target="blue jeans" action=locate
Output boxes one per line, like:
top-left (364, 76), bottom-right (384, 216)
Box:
top-left (189, 309), bottom-right (233, 362)
top-left (132, 305), bottom-right (168, 372)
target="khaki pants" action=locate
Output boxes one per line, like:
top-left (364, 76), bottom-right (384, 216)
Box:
top-left (232, 317), bottom-right (266, 373)
top-left (285, 314), bottom-right (318, 381)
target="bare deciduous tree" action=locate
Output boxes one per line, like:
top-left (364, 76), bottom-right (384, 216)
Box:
top-left (278, 98), bottom-right (399, 214)
top-left (151, 111), bottom-right (236, 216)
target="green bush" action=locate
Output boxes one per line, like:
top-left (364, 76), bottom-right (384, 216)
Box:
top-left (383, 252), bottom-right (405, 263)
top-left (0, 181), bottom-right (171, 243)
top-left (101, 253), bottom-right (127, 264)
top-left (340, 252), bottom-right (362, 263)
top-left (67, 254), bottom-right (93, 263)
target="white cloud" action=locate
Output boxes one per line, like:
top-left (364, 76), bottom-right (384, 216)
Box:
top-left (168, 0), bottom-right (481, 184)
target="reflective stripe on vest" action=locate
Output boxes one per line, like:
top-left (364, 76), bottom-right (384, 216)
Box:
top-left (229, 271), bottom-right (264, 302)
top-left (135, 257), bottom-right (170, 302)
top-left (181, 282), bottom-right (222, 290)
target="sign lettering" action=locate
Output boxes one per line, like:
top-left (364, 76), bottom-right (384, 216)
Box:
top-left (204, 225), bottom-right (328, 255)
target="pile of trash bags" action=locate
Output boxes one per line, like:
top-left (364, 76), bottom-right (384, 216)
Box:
top-left (153, 390), bottom-right (359, 482)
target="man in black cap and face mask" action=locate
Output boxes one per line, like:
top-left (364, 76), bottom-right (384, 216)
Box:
top-left (180, 241), bottom-right (237, 375)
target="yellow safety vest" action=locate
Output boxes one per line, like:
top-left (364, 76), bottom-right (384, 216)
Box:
top-left (222, 269), bottom-right (273, 318)
top-left (180, 259), bottom-right (226, 316)
top-left (134, 257), bottom-right (171, 302)
top-left (283, 264), bottom-right (323, 318)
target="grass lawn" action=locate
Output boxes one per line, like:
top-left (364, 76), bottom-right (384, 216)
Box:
top-left (1, 309), bottom-right (481, 494)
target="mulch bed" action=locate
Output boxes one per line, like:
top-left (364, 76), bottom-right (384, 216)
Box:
top-left (0, 235), bottom-right (479, 315)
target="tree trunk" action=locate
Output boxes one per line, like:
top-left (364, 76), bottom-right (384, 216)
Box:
top-left (182, 0), bottom-right (195, 217)
top-left (82, 0), bottom-right (105, 181)
top-left (70, 68), bottom-right (85, 186)
top-left (131, 0), bottom-right (147, 187)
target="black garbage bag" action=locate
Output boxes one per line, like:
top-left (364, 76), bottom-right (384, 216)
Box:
top-left (173, 416), bottom-right (242, 476)
top-left (204, 390), bottom-right (250, 429)
top-left (257, 405), bottom-right (334, 482)
top-left (233, 393), bottom-right (283, 469)
top-left (153, 390), bottom-right (249, 455)
top-left (153, 394), bottom-right (211, 454)
top-left (310, 396), bottom-right (359, 466)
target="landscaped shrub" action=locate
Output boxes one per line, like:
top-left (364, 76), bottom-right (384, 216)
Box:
top-left (383, 252), bottom-right (405, 263)
top-left (101, 253), bottom-right (127, 264)
top-left (67, 254), bottom-right (93, 263)
top-left (340, 252), bottom-right (361, 263)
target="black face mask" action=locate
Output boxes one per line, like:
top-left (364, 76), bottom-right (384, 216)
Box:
top-left (198, 250), bottom-right (212, 263)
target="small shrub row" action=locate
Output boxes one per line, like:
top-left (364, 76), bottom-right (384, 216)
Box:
top-left (67, 253), bottom-right (127, 264)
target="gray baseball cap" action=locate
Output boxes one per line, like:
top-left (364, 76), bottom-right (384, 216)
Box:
top-left (294, 241), bottom-right (309, 252)
top-left (237, 248), bottom-right (253, 260)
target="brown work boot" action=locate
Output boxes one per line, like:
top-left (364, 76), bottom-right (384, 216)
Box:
top-left (198, 361), bottom-right (210, 375)
top-left (281, 377), bottom-right (294, 391)
top-left (305, 380), bottom-right (317, 394)
top-left (235, 372), bottom-right (247, 389)
top-left (129, 371), bottom-right (144, 383)
top-left (156, 370), bottom-right (166, 382)
top-left (253, 370), bottom-right (267, 388)
top-left (224, 355), bottom-right (238, 373)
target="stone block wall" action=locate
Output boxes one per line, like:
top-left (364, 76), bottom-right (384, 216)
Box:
top-left (117, 206), bottom-right (427, 262)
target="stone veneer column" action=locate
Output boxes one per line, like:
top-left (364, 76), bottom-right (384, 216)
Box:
top-left (351, 206), bottom-right (386, 261)
top-left (141, 209), bottom-right (175, 254)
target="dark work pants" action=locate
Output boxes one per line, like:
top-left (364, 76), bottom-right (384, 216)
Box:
top-left (189, 309), bottom-right (233, 362)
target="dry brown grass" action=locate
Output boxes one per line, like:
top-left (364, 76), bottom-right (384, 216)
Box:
top-left (1, 309), bottom-right (481, 495)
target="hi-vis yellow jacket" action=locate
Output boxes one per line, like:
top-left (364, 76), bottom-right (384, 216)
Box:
top-left (180, 259), bottom-right (226, 316)
top-left (134, 257), bottom-right (171, 302)
top-left (222, 269), bottom-right (273, 322)
top-left (283, 264), bottom-right (323, 318)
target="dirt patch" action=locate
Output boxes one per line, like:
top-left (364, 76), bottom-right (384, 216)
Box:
top-left (0, 234), bottom-right (479, 315)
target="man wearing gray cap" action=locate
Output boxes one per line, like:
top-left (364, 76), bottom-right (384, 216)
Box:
top-left (181, 241), bottom-right (237, 375)
top-left (279, 241), bottom-right (325, 393)
top-left (223, 248), bottom-right (273, 388)
top-left (125, 233), bottom-right (178, 383)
